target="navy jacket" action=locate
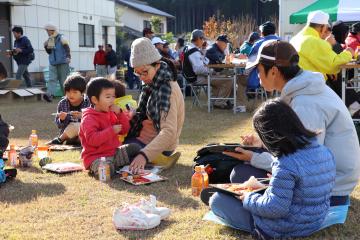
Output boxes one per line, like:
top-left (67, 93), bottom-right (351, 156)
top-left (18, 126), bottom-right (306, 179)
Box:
top-left (106, 50), bottom-right (117, 67)
top-left (205, 43), bottom-right (225, 64)
top-left (13, 36), bottom-right (34, 65)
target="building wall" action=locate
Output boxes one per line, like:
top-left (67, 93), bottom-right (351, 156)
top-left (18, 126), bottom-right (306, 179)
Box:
top-left (279, 0), bottom-right (317, 41)
top-left (10, 0), bottom-right (116, 74)
top-left (117, 4), bottom-right (167, 33)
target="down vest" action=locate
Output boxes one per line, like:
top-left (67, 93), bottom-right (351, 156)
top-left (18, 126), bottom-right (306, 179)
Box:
top-left (243, 140), bottom-right (336, 238)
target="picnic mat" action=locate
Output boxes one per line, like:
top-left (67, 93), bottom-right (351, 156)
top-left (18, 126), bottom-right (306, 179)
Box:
top-left (42, 162), bottom-right (84, 173)
top-left (6, 145), bottom-right (81, 152)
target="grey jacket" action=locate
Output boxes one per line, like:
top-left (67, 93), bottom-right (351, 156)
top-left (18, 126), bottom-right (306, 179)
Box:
top-left (250, 70), bottom-right (360, 196)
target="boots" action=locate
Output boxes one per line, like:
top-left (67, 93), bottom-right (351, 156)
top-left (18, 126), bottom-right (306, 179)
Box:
top-left (151, 152), bottom-right (181, 170)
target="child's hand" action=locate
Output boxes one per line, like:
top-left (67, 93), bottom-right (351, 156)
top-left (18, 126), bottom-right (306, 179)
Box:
top-left (70, 111), bottom-right (82, 119)
top-left (110, 104), bottom-right (121, 114)
top-left (113, 124), bottom-right (122, 134)
top-left (58, 112), bottom-right (67, 121)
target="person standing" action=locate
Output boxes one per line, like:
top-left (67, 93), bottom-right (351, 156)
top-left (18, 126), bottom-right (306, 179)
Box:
top-left (105, 44), bottom-right (117, 79)
top-left (345, 22), bottom-right (360, 51)
top-left (43, 23), bottom-right (71, 102)
top-left (142, 27), bottom-right (154, 40)
top-left (7, 26), bottom-right (34, 87)
top-left (93, 45), bottom-right (107, 77)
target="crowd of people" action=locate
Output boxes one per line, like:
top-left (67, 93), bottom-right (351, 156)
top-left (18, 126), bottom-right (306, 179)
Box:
top-left (1, 9), bottom-right (360, 239)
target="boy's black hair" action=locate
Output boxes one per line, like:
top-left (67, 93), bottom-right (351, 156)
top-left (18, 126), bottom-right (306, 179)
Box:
top-left (63, 73), bottom-right (87, 93)
top-left (253, 99), bottom-right (318, 158)
top-left (86, 77), bottom-right (114, 104)
top-left (112, 80), bottom-right (125, 98)
top-left (12, 26), bottom-right (23, 35)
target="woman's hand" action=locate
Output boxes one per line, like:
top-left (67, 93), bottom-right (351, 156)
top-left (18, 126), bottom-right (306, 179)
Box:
top-left (236, 192), bottom-right (250, 201)
top-left (129, 154), bottom-right (147, 174)
top-left (223, 147), bottom-right (253, 161)
top-left (241, 134), bottom-right (262, 147)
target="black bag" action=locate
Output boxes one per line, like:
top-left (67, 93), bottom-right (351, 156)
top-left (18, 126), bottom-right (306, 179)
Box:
top-left (182, 46), bottom-right (199, 83)
top-left (193, 143), bottom-right (265, 184)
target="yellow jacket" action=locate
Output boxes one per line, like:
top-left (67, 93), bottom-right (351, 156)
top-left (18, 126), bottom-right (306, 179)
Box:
top-left (290, 26), bottom-right (352, 78)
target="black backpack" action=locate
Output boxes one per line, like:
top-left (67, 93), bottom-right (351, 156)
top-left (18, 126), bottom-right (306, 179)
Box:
top-left (182, 46), bottom-right (199, 83)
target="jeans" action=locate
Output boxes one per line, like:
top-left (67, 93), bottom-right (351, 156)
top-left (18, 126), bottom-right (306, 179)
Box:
top-left (16, 64), bottom-right (32, 87)
top-left (48, 63), bottom-right (70, 96)
top-left (95, 65), bottom-right (107, 77)
top-left (209, 192), bottom-right (254, 232)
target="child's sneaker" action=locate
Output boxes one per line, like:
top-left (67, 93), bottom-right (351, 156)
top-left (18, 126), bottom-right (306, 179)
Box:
top-left (113, 205), bottom-right (160, 230)
top-left (134, 195), bottom-right (170, 220)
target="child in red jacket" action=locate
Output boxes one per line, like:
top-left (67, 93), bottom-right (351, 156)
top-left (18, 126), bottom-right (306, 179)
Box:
top-left (79, 78), bottom-right (140, 177)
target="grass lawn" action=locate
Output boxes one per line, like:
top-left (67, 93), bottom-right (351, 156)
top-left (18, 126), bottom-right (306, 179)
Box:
top-left (0, 99), bottom-right (359, 240)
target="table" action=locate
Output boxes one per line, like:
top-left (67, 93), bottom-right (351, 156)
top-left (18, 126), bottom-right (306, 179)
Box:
top-left (340, 62), bottom-right (360, 122)
top-left (207, 63), bottom-right (246, 113)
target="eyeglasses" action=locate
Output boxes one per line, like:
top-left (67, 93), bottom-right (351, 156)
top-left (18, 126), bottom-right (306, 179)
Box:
top-left (134, 68), bottom-right (150, 78)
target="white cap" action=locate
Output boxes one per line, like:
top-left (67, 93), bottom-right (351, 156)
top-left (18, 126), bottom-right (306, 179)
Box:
top-left (151, 37), bottom-right (165, 45)
top-left (44, 23), bottom-right (57, 31)
top-left (307, 10), bottom-right (329, 25)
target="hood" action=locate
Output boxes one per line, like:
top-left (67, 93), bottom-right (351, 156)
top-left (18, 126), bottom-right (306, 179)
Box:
top-left (280, 70), bottom-right (326, 104)
top-left (82, 107), bottom-right (108, 118)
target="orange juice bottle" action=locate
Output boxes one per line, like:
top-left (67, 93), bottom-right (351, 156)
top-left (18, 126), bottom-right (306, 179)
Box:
top-left (8, 144), bottom-right (17, 167)
top-left (29, 130), bottom-right (38, 148)
top-left (191, 166), bottom-right (204, 197)
top-left (98, 157), bottom-right (111, 182)
top-left (200, 165), bottom-right (209, 188)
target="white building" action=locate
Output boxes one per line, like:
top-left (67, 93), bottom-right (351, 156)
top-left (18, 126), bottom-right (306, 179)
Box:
top-left (0, 0), bottom-right (116, 80)
top-left (116, 0), bottom-right (174, 36)
top-left (278, 0), bottom-right (317, 41)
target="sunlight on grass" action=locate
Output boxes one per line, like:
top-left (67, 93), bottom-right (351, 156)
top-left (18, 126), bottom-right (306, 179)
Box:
top-left (0, 100), bottom-right (359, 240)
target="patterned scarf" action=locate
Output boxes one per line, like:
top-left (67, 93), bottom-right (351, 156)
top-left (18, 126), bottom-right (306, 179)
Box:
top-left (128, 61), bottom-right (174, 138)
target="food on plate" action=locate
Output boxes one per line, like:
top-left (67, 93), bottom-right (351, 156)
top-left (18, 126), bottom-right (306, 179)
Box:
top-left (242, 176), bottom-right (266, 189)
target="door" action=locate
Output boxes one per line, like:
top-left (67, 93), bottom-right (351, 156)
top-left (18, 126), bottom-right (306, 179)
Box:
top-left (0, 4), bottom-right (12, 77)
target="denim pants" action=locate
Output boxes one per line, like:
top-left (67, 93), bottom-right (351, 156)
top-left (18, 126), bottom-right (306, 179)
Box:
top-left (16, 64), bottom-right (32, 87)
top-left (209, 192), bottom-right (254, 232)
top-left (96, 65), bottom-right (107, 77)
top-left (48, 63), bottom-right (70, 96)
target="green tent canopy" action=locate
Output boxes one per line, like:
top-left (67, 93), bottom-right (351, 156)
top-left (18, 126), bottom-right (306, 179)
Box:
top-left (290, 0), bottom-right (360, 24)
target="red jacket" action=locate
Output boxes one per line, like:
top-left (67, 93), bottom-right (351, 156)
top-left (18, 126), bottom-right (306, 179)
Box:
top-left (93, 50), bottom-right (107, 65)
top-left (345, 33), bottom-right (360, 51)
top-left (79, 107), bottom-right (130, 169)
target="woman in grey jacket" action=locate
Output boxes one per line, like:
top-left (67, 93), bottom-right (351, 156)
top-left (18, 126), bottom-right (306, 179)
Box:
top-left (224, 40), bottom-right (360, 207)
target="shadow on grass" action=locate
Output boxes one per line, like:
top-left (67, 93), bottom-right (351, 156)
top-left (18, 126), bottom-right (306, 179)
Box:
top-left (108, 163), bottom-right (200, 210)
top-left (0, 179), bottom-right (66, 204)
top-left (18, 166), bottom-right (44, 174)
top-left (116, 219), bottom-right (176, 239)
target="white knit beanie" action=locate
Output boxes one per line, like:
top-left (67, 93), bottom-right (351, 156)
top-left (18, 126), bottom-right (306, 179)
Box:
top-left (130, 37), bottom-right (162, 68)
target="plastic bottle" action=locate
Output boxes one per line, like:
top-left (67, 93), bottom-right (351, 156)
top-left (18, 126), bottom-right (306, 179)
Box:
top-left (8, 144), bottom-right (17, 167)
top-left (200, 165), bottom-right (209, 189)
top-left (98, 157), bottom-right (111, 182)
top-left (191, 166), bottom-right (204, 197)
top-left (29, 130), bottom-right (38, 148)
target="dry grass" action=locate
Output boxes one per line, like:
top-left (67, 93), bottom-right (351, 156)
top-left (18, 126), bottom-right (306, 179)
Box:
top-left (0, 99), bottom-right (359, 240)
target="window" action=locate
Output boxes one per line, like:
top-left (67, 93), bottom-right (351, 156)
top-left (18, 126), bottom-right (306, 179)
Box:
top-left (79, 23), bottom-right (94, 47)
top-left (143, 20), bottom-right (151, 29)
top-left (102, 26), bottom-right (108, 46)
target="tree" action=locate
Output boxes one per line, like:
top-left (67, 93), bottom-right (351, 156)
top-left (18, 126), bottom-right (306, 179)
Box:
top-left (150, 16), bottom-right (162, 34)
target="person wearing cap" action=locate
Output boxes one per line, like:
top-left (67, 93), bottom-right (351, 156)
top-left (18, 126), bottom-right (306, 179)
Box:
top-left (220, 40), bottom-right (360, 210)
top-left (239, 32), bottom-right (260, 56)
top-left (290, 10), bottom-right (354, 79)
top-left (345, 22), bottom-right (360, 51)
top-left (246, 21), bottom-right (280, 94)
top-left (125, 37), bottom-right (184, 172)
top-left (183, 30), bottom-right (233, 109)
top-left (142, 27), bottom-right (154, 40)
top-left (43, 23), bottom-right (71, 102)
top-left (151, 37), bottom-right (165, 53)
top-left (93, 45), bottom-right (107, 77)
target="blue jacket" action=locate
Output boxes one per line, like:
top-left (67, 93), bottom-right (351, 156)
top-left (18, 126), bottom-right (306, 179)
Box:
top-left (49, 34), bottom-right (68, 65)
top-left (13, 36), bottom-right (33, 65)
top-left (243, 140), bottom-right (336, 238)
top-left (247, 35), bottom-right (280, 89)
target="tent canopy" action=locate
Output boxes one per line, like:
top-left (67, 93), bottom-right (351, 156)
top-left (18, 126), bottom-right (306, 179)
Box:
top-left (290, 0), bottom-right (360, 24)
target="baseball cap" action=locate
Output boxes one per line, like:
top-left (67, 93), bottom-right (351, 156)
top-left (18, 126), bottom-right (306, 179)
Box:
top-left (191, 29), bottom-right (205, 41)
top-left (246, 40), bottom-right (299, 70)
top-left (151, 37), bottom-right (165, 45)
top-left (307, 10), bottom-right (329, 25)
top-left (216, 34), bottom-right (229, 43)
top-left (142, 27), bottom-right (154, 36)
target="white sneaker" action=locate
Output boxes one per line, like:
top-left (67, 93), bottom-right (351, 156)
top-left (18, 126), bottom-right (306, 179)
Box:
top-left (113, 205), bottom-right (160, 230)
top-left (134, 195), bottom-right (170, 220)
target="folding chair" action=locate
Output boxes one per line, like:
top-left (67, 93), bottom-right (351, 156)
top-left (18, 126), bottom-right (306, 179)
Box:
top-left (188, 81), bottom-right (208, 107)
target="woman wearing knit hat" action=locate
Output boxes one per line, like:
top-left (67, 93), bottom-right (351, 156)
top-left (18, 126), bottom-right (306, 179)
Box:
top-left (126, 37), bottom-right (185, 174)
